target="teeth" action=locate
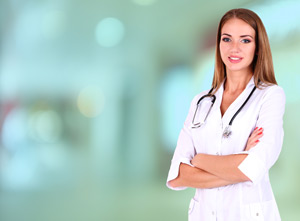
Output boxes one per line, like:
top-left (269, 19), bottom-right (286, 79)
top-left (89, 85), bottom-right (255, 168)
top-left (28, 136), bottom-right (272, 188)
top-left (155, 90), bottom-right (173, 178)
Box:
top-left (230, 57), bottom-right (241, 60)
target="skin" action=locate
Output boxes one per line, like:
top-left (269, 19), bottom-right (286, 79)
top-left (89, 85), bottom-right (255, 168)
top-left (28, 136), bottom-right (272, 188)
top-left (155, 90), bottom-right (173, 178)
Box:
top-left (169, 128), bottom-right (263, 188)
top-left (220, 18), bottom-right (256, 115)
top-left (169, 18), bottom-right (263, 189)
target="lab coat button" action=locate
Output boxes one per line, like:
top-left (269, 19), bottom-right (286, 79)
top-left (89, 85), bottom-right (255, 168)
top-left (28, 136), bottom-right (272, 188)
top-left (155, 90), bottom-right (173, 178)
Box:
top-left (256, 213), bottom-right (259, 216)
top-left (212, 211), bottom-right (215, 215)
top-left (216, 152), bottom-right (219, 155)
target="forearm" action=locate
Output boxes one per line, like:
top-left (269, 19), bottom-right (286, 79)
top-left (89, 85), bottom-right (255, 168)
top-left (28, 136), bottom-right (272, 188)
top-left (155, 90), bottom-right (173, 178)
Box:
top-left (169, 163), bottom-right (237, 189)
top-left (191, 154), bottom-right (251, 182)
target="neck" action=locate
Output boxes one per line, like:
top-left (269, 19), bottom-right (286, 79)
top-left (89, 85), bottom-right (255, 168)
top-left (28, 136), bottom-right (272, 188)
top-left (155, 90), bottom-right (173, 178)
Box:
top-left (224, 71), bottom-right (253, 93)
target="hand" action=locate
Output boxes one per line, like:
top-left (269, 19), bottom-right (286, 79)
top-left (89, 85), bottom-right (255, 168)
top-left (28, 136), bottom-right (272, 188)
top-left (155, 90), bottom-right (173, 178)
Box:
top-left (245, 127), bottom-right (263, 151)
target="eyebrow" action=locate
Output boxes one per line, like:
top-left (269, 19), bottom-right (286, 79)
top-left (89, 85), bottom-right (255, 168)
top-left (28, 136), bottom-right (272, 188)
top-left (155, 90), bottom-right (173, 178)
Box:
top-left (221, 33), bottom-right (254, 39)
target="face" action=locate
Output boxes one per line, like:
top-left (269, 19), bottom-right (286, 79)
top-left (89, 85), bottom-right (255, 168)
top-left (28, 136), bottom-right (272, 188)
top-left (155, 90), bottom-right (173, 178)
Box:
top-left (219, 18), bottom-right (256, 75)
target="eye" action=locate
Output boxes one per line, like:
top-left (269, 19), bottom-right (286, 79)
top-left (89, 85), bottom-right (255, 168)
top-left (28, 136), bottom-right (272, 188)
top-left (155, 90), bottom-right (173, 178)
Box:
top-left (241, 39), bottom-right (251, 43)
top-left (222, 37), bottom-right (231, 42)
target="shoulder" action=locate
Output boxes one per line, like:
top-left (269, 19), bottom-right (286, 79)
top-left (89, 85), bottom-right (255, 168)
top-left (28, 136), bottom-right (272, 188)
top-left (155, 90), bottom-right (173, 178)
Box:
top-left (258, 84), bottom-right (285, 99)
top-left (184, 89), bottom-right (212, 124)
top-left (190, 89), bottom-right (212, 106)
top-left (257, 84), bottom-right (286, 106)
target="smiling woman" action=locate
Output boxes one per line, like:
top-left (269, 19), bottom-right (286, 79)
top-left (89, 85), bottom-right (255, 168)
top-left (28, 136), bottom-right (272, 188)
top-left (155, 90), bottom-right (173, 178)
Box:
top-left (220, 19), bottom-right (256, 73)
top-left (166, 8), bottom-right (285, 221)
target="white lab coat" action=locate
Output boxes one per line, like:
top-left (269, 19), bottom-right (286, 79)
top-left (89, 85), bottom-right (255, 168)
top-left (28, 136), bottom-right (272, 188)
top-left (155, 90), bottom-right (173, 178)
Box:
top-left (166, 77), bottom-right (285, 221)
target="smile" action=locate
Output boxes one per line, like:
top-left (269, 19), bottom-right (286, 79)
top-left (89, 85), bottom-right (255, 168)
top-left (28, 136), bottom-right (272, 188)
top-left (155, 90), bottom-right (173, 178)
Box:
top-left (228, 56), bottom-right (243, 63)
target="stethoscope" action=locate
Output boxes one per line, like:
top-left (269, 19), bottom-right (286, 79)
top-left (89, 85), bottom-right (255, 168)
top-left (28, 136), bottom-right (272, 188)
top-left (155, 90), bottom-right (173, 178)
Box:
top-left (191, 86), bottom-right (256, 138)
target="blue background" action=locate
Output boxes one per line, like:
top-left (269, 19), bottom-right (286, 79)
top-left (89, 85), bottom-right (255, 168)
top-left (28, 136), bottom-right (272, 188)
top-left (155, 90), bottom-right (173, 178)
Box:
top-left (0, 0), bottom-right (299, 220)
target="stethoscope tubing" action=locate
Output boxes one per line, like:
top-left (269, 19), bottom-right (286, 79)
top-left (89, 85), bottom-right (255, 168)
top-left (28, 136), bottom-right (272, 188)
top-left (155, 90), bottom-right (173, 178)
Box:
top-left (191, 88), bottom-right (215, 128)
top-left (228, 86), bottom-right (256, 126)
top-left (192, 85), bottom-right (256, 131)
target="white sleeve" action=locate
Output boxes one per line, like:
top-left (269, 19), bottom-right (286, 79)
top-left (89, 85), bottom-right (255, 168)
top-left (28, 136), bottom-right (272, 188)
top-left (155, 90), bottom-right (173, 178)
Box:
top-left (166, 94), bottom-right (201, 191)
top-left (238, 86), bottom-right (286, 185)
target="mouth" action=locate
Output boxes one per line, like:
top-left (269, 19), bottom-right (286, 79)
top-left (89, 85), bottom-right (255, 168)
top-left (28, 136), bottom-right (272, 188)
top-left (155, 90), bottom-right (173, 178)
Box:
top-left (228, 56), bottom-right (243, 63)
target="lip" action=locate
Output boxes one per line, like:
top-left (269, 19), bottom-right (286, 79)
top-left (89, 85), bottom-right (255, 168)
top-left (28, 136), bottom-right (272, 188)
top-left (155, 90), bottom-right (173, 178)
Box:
top-left (228, 56), bottom-right (243, 64)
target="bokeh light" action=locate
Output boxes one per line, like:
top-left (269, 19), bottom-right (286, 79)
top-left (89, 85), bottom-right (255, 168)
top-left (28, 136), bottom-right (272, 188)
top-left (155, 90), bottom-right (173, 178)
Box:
top-left (1, 108), bottom-right (28, 152)
top-left (1, 1), bottom-right (299, 220)
top-left (95, 17), bottom-right (125, 47)
top-left (42, 10), bottom-right (66, 39)
top-left (28, 109), bottom-right (62, 143)
top-left (77, 85), bottom-right (105, 118)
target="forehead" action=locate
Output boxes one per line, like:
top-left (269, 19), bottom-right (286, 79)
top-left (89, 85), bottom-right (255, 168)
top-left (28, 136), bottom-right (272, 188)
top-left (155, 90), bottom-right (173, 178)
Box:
top-left (221, 18), bottom-right (255, 36)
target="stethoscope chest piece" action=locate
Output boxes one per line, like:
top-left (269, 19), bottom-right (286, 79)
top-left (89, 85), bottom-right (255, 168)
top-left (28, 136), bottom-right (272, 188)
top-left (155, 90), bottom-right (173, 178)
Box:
top-left (191, 85), bottom-right (256, 138)
top-left (222, 125), bottom-right (232, 138)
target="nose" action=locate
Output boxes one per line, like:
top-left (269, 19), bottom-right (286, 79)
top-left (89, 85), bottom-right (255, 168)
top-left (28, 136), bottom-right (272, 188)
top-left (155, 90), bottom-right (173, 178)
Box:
top-left (230, 41), bottom-right (240, 53)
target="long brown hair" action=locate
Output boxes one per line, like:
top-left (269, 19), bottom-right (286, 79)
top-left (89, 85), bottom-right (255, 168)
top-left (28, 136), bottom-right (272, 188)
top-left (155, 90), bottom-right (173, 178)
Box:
top-left (212, 8), bottom-right (277, 92)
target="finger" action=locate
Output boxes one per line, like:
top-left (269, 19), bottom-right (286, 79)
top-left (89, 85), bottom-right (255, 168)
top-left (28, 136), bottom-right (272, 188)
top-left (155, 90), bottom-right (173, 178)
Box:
top-left (253, 129), bottom-right (264, 139)
top-left (247, 139), bottom-right (259, 150)
top-left (247, 136), bottom-right (259, 146)
top-left (250, 127), bottom-right (263, 138)
top-left (249, 136), bottom-right (262, 146)
top-left (246, 127), bottom-right (264, 151)
top-left (253, 127), bottom-right (263, 135)
top-left (247, 131), bottom-right (263, 148)
top-left (247, 134), bottom-right (262, 148)
top-left (249, 127), bottom-right (259, 138)
top-left (252, 131), bottom-right (263, 140)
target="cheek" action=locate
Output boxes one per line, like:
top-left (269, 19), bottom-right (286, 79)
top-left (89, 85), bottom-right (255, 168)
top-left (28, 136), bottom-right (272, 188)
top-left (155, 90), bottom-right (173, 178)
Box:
top-left (248, 46), bottom-right (256, 61)
top-left (219, 43), bottom-right (227, 60)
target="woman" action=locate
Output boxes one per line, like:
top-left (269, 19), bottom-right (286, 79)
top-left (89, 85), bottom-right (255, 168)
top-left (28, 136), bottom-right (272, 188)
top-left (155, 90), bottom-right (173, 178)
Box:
top-left (166, 8), bottom-right (285, 220)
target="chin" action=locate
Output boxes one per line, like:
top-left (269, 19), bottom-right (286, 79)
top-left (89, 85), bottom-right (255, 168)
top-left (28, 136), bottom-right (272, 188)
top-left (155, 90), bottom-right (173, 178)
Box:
top-left (225, 64), bottom-right (252, 73)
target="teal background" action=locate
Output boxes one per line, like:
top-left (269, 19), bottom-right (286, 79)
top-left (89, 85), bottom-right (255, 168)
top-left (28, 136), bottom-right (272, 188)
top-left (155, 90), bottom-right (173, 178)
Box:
top-left (0, 0), bottom-right (299, 220)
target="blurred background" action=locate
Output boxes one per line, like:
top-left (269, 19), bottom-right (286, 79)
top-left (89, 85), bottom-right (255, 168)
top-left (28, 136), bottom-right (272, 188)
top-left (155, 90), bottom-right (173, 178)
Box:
top-left (0, 0), bottom-right (299, 220)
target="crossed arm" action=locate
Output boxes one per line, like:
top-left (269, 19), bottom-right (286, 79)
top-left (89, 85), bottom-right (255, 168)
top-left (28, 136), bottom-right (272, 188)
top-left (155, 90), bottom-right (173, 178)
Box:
top-left (169, 127), bottom-right (263, 189)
